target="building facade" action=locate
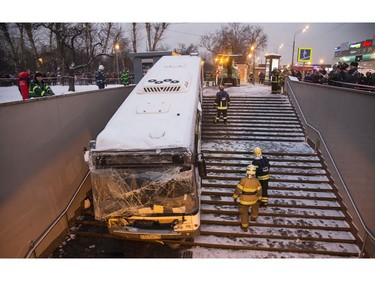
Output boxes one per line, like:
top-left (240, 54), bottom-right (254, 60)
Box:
top-left (332, 37), bottom-right (375, 72)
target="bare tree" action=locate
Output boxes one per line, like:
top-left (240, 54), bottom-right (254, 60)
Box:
top-left (199, 23), bottom-right (268, 63)
top-left (145, 23), bottom-right (170, 51)
top-left (0, 23), bottom-right (18, 70)
top-left (0, 22), bottom-right (136, 77)
top-left (176, 43), bottom-right (198, 55)
top-left (200, 33), bottom-right (217, 53)
top-left (131, 23), bottom-right (139, 53)
top-left (23, 23), bottom-right (39, 60)
top-left (15, 24), bottom-right (26, 69)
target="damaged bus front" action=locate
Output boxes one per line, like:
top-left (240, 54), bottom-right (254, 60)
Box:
top-left (86, 147), bottom-right (201, 240)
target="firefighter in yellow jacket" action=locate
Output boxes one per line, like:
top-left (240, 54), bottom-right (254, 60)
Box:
top-left (233, 165), bottom-right (262, 232)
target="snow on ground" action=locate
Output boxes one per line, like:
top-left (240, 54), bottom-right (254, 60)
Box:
top-left (203, 82), bottom-right (273, 97)
top-left (0, 84), bottom-right (124, 104)
top-left (0, 82), bottom-right (272, 104)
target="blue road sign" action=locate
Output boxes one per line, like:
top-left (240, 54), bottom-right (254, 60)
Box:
top-left (298, 47), bottom-right (313, 62)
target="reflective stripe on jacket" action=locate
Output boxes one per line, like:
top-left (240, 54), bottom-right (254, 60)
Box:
top-left (29, 80), bottom-right (54, 98)
top-left (252, 156), bottom-right (270, 181)
top-left (233, 177), bottom-right (262, 205)
top-left (214, 90), bottom-right (230, 110)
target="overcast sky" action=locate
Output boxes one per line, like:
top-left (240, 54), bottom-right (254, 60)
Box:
top-left (5, 0), bottom-right (375, 66)
top-left (162, 22), bottom-right (375, 65)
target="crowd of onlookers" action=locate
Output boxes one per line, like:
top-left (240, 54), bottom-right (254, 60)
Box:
top-left (299, 62), bottom-right (375, 87)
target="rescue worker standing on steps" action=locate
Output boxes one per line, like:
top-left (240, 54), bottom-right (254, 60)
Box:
top-left (214, 84), bottom-right (230, 124)
top-left (233, 165), bottom-right (262, 232)
top-left (252, 147), bottom-right (270, 207)
top-left (271, 67), bottom-right (280, 94)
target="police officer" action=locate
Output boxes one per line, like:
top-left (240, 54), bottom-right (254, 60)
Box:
top-left (251, 147), bottom-right (270, 207)
top-left (214, 84), bottom-right (230, 124)
top-left (95, 65), bottom-right (106, 89)
top-left (271, 68), bottom-right (280, 94)
top-left (233, 165), bottom-right (262, 232)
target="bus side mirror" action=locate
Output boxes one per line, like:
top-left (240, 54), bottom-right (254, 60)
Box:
top-left (197, 153), bottom-right (207, 178)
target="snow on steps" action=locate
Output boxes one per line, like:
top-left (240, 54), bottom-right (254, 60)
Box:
top-left (193, 90), bottom-right (361, 258)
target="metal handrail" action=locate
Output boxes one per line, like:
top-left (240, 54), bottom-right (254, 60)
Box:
top-left (326, 80), bottom-right (375, 93)
top-left (24, 171), bottom-right (90, 258)
top-left (286, 80), bottom-right (375, 256)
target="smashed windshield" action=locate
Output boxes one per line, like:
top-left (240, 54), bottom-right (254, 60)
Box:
top-left (91, 166), bottom-right (198, 220)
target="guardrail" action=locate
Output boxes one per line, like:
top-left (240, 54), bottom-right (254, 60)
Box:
top-left (0, 76), bottom-right (131, 87)
top-left (285, 76), bottom-right (375, 257)
top-left (25, 172), bottom-right (90, 258)
top-left (0, 86), bottom-right (133, 257)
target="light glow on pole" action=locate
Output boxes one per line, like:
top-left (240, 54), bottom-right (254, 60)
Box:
top-left (115, 43), bottom-right (120, 83)
top-left (291, 25), bottom-right (309, 68)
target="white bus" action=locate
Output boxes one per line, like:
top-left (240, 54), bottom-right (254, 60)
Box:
top-left (85, 54), bottom-right (205, 241)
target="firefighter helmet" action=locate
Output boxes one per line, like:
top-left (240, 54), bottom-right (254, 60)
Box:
top-left (98, 65), bottom-right (104, 70)
top-left (246, 164), bottom-right (257, 176)
top-left (253, 147), bottom-right (262, 157)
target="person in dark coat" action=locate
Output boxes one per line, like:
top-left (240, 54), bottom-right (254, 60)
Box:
top-left (346, 61), bottom-right (360, 85)
top-left (258, 72), bottom-right (265, 84)
top-left (251, 147), bottom-right (270, 207)
top-left (214, 84), bottom-right (230, 124)
top-left (95, 65), bottom-right (106, 89)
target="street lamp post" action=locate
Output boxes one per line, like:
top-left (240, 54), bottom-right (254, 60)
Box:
top-left (115, 43), bottom-right (120, 84)
top-left (251, 46), bottom-right (256, 85)
top-left (291, 25), bottom-right (309, 69)
top-left (248, 45), bottom-right (256, 85)
top-left (278, 43), bottom-right (284, 67)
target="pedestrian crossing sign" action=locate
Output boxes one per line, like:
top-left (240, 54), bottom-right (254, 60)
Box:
top-left (297, 47), bottom-right (313, 63)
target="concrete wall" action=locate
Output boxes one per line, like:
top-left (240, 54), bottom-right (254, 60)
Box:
top-left (0, 86), bottom-right (133, 257)
top-left (285, 77), bottom-right (375, 241)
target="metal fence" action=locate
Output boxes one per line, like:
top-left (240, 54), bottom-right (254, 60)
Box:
top-left (0, 76), bottom-right (128, 87)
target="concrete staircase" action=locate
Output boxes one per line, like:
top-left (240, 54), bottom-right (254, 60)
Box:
top-left (190, 91), bottom-right (361, 258)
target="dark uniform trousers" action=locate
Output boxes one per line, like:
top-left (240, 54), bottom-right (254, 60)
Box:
top-left (233, 176), bottom-right (262, 229)
top-left (215, 108), bottom-right (228, 123)
top-left (271, 75), bottom-right (280, 94)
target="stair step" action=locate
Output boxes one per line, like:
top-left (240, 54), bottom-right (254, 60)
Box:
top-left (199, 92), bottom-right (360, 257)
